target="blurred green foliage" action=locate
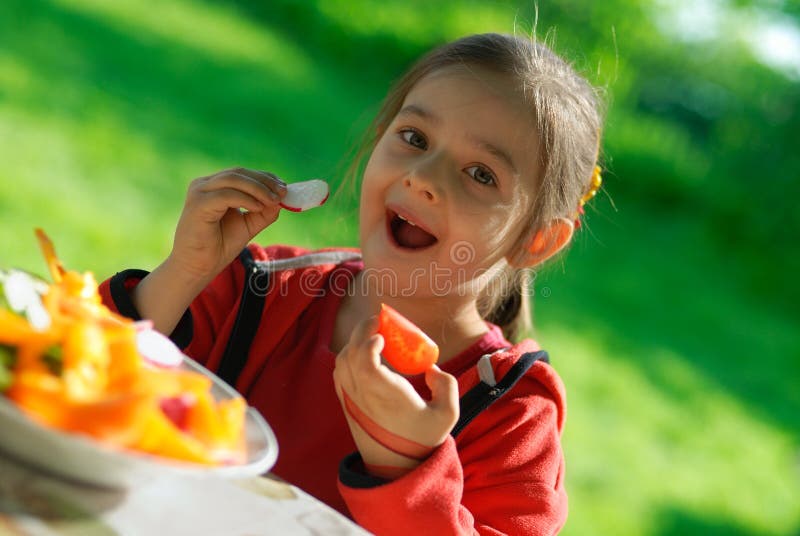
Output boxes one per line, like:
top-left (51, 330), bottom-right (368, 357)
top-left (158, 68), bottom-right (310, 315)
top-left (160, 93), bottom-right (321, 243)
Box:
top-left (0, 0), bottom-right (798, 534)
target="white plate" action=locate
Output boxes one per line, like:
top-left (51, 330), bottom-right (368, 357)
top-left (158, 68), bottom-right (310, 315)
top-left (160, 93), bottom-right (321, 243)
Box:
top-left (0, 355), bottom-right (278, 489)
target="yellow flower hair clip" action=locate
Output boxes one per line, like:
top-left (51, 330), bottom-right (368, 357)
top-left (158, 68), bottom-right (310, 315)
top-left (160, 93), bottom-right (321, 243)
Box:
top-left (575, 165), bottom-right (602, 228)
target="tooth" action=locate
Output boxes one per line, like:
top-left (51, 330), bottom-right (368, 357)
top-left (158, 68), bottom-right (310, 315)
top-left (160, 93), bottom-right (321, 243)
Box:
top-left (396, 213), bottom-right (418, 226)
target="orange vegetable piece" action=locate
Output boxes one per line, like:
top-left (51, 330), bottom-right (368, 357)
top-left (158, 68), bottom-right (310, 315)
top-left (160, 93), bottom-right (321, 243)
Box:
top-left (62, 320), bottom-right (110, 400)
top-left (35, 228), bottom-right (65, 283)
top-left (134, 409), bottom-right (216, 465)
top-left (0, 309), bottom-right (56, 347)
top-left (6, 370), bottom-right (67, 427)
top-left (1, 229), bottom-right (249, 466)
top-left (105, 332), bottom-right (144, 392)
top-left (217, 397), bottom-right (246, 445)
top-left (376, 303), bottom-right (439, 375)
top-left (138, 367), bottom-right (212, 399)
top-left (185, 390), bottom-right (226, 446)
top-left (61, 394), bottom-right (154, 446)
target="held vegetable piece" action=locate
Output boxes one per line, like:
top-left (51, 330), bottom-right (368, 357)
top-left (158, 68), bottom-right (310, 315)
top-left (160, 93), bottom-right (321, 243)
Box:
top-left (376, 303), bottom-right (439, 375)
top-left (279, 179), bottom-right (329, 212)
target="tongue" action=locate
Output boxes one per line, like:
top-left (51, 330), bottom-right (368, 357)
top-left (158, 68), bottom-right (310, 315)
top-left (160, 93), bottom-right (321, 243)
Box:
top-left (395, 220), bottom-right (437, 248)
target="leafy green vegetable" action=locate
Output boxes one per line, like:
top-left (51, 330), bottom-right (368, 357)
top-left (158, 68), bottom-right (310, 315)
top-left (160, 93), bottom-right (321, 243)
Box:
top-left (42, 345), bottom-right (63, 376)
top-left (0, 345), bottom-right (16, 393)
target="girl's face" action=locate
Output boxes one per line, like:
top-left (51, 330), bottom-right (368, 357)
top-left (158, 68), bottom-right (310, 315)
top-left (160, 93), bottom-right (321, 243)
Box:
top-left (359, 65), bottom-right (541, 299)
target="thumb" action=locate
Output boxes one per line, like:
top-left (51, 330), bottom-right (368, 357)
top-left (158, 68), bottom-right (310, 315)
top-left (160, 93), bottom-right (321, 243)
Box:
top-left (425, 365), bottom-right (459, 415)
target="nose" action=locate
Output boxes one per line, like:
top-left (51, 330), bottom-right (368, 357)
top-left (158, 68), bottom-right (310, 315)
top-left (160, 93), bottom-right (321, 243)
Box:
top-left (403, 155), bottom-right (444, 202)
top-left (403, 176), bottom-right (436, 201)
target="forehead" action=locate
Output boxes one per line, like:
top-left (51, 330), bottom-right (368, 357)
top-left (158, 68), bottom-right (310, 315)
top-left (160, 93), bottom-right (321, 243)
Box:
top-left (402, 64), bottom-right (541, 190)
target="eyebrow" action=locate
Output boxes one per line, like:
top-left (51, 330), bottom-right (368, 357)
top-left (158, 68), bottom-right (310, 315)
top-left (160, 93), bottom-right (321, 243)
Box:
top-left (397, 104), bottom-right (440, 124)
top-left (397, 104), bottom-right (519, 176)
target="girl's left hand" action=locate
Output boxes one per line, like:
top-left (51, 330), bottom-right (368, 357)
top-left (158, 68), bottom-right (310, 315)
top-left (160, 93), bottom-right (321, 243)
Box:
top-left (333, 316), bottom-right (459, 474)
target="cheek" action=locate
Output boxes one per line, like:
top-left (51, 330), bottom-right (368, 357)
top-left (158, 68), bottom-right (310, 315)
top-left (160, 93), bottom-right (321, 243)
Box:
top-left (454, 211), bottom-right (516, 262)
top-left (358, 159), bottom-right (384, 240)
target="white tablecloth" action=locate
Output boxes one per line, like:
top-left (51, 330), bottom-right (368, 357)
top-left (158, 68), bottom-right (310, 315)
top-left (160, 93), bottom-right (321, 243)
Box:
top-left (0, 452), bottom-right (370, 535)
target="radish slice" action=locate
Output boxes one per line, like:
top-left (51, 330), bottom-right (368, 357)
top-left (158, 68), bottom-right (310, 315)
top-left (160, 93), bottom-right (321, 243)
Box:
top-left (159, 394), bottom-right (196, 430)
top-left (136, 328), bottom-right (184, 368)
top-left (3, 271), bottom-right (42, 314)
top-left (279, 179), bottom-right (329, 212)
top-left (2, 271), bottom-right (51, 330)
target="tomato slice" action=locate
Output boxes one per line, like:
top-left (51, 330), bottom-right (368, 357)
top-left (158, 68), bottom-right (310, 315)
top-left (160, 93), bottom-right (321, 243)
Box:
top-left (376, 303), bottom-right (439, 375)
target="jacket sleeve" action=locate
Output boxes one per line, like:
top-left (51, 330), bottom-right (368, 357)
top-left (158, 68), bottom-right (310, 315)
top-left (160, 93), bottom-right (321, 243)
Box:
top-left (337, 363), bottom-right (568, 535)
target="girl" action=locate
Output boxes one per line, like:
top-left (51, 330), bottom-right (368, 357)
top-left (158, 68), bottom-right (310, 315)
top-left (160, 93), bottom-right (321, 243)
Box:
top-left (100, 33), bottom-right (603, 535)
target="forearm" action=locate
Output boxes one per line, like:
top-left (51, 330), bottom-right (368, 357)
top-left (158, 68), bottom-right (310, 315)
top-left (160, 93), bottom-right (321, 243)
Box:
top-left (131, 256), bottom-right (212, 335)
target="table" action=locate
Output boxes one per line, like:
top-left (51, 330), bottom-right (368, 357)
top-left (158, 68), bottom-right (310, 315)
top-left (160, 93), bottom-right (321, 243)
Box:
top-left (0, 452), bottom-right (370, 535)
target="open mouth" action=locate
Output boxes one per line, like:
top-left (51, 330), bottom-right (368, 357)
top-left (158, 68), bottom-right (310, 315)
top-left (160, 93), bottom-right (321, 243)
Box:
top-left (386, 209), bottom-right (438, 250)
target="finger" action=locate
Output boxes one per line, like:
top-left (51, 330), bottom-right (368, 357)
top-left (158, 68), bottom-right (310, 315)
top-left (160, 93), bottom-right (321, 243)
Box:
top-left (425, 365), bottom-right (459, 416)
top-left (334, 343), bottom-right (359, 394)
top-left (348, 317), bottom-right (383, 374)
top-left (241, 169), bottom-right (289, 199)
top-left (242, 201), bottom-right (282, 228)
top-left (227, 170), bottom-right (286, 203)
top-left (200, 170), bottom-right (283, 206)
top-left (344, 334), bottom-right (383, 384)
top-left (363, 334), bottom-right (384, 369)
top-left (210, 167), bottom-right (283, 188)
top-left (197, 188), bottom-right (265, 218)
top-left (331, 365), bottom-right (345, 401)
top-left (253, 170), bottom-right (288, 192)
top-left (219, 204), bottom-right (280, 243)
top-left (350, 315), bottom-right (380, 347)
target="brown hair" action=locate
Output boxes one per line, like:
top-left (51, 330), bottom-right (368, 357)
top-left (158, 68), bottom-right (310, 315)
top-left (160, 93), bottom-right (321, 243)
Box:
top-left (344, 33), bottom-right (604, 341)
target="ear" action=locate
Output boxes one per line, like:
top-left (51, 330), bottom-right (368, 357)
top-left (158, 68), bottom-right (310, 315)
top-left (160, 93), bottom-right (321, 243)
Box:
top-left (508, 218), bottom-right (574, 268)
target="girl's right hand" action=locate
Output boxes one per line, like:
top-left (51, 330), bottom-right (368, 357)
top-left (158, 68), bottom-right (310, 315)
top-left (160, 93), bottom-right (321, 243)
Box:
top-left (169, 168), bottom-right (287, 283)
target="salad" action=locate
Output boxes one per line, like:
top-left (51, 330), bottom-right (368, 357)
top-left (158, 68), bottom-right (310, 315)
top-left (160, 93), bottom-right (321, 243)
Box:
top-left (0, 230), bottom-right (246, 466)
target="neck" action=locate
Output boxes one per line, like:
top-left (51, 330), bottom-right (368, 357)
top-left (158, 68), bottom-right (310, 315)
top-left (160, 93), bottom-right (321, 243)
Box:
top-left (340, 271), bottom-right (490, 363)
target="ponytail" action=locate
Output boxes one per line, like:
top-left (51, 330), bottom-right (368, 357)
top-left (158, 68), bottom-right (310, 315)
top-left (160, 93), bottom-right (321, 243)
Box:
top-left (478, 267), bottom-right (532, 342)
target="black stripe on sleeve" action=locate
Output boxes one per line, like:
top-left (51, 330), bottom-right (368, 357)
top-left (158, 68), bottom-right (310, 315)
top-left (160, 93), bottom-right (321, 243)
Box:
top-left (108, 268), bottom-right (193, 349)
top-left (108, 269), bottom-right (150, 321)
top-left (338, 452), bottom-right (389, 489)
top-left (450, 350), bottom-right (549, 438)
top-left (216, 248), bottom-right (268, 388)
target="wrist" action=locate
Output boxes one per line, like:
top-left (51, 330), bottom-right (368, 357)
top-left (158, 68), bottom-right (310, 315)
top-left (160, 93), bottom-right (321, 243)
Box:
top-left (131, 258), bottom-right (209, 335)
top-left (360, 450), bottom-right (421, 480)
top-left (161, 254), bottom-right (217, 292)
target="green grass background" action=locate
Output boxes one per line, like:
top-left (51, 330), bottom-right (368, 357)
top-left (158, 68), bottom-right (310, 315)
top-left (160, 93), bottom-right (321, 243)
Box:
top-left (1, 1), bottom-right (798, 534)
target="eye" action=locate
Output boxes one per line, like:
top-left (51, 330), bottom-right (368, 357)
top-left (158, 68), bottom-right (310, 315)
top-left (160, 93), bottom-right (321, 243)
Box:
top-left (399, 128), bottom-right (428, 149)
top-left (465, 165), bottom-right (497, 186)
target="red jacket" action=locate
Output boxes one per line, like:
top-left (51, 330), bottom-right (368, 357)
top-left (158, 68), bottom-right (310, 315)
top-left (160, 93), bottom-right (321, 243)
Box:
top-left (99, 244), bottom-right (568, 535)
